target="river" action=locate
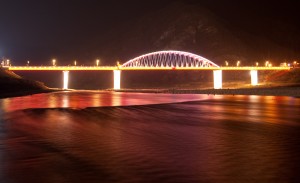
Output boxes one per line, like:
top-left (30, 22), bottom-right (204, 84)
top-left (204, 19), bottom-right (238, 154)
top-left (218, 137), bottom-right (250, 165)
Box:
top-left (1, 91), bottom-right (300, 183)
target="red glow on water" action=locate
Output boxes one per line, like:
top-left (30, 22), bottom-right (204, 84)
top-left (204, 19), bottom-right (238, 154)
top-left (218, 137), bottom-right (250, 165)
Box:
top-left (0, 91), bottom-right (211, 112)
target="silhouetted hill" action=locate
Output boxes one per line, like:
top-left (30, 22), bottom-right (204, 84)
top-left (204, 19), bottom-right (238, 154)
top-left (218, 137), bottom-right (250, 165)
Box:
top-left (88, 1), bottom-right (299, 66)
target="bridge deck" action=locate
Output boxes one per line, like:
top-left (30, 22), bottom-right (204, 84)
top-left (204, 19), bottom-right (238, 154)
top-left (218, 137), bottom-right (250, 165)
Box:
top-left (7, 66), bottom-right (291, 71)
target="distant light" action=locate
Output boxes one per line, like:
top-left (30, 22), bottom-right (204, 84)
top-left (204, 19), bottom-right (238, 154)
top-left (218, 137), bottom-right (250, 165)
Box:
top-left (265, 61), bottom-right (269, 67)
top-left (225, 61), bottom-right (228, 66)
top-left (52, 59), bottom-right (56, 66)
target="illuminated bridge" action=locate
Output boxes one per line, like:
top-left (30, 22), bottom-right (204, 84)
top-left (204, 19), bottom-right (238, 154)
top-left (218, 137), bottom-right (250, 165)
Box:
top-left (7, 50), bottom-right (290, 90)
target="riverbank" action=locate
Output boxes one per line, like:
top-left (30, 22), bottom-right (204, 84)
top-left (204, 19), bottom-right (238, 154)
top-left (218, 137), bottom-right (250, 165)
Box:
top-left (0, 68), bottom-right (61, 99)
top-left (0, 88), bottom-right (63, 99)
top-left (113, 84), bottom-right (300, 97)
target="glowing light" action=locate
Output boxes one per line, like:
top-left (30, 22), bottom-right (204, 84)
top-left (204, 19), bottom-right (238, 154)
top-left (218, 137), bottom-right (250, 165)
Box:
top-left (63, 71), bottom-right (69, 90)
top-left (52, 59), bottom-right (56, 66)
top-left (236, 60), bottom-right (240, 67)
top-left (213, 70), bottom-right (222, 89)
top-left (96, 59), bottom-right (100, 66)
top-left (122, 50), bottom-right (219, 68)
top-left (113, 70), bottom-right (121, 90)
top-left (265, 61), bottom-right (269, 67)
top-left (250, 70), bottom-right (258, 85)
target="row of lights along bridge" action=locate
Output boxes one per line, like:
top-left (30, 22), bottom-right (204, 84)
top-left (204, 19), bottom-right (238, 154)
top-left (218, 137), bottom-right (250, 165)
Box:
top-left (1, 58), bottom-right (299, 68)
top-left (224, 60), bottom-right (299, 67)
top-left (0, 59), bottom-right (101, 67)
top-left (51, 59), bottom-right (101, 66)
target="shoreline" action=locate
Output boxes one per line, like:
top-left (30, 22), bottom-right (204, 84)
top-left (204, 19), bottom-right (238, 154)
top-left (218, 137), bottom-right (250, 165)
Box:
top-left (113, 85), bottom-right (300, 97)
top-left (1, 85), bottom-right (300, 99)
top-left (0, 88), bottom-right (63, 99)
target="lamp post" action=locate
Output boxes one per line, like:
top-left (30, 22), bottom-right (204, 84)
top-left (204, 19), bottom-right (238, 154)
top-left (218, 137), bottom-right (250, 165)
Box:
top-left (52, 59), bottom-right (56, 66)
top-left (236, 60), bottom-right (240, 67)
top-left (96, 59), bottom-right (100, 66)
top-left (27, 60), bottom-right (30, 66)
top-left (225, 61), bottom-right (228, 66)
top-left (74, 60), bottom-right (77, 66)
top-left (265, 61), bottom-right (269, 67)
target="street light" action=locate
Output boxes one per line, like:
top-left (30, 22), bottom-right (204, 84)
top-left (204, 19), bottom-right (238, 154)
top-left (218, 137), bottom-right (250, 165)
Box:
top-left (225, 61), bottom-right (228, 66)
top-left (74, 60), bottom-right (77, 66)
top-left (96, 59), bottom-right (100, 66)
top-left (265, 61), bottom-right (269, 67)
top-left (293, 61), bottom-right (298, 67)
top-left (27, 60), bottom-right (30, 66)
top-left (236, 60), bottom-right (240, 67)
top-left (52, 59), bottom-right (56, 66)
top-left (256, 62), bottom-right (259, 66)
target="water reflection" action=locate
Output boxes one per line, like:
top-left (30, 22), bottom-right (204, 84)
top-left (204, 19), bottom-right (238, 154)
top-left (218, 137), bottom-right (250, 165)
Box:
top-left (1, 92), bottom-right (300, 182)
top-left (0, 91), bottom-right (213, 112)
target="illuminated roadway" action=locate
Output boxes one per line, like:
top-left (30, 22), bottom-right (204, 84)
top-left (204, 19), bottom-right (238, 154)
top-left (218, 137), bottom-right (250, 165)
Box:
top-left (8, 66), bottom-right (291, 71)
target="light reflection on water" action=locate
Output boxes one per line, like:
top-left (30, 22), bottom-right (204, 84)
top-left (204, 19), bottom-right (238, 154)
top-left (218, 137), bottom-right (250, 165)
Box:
top-left (1, 91), bottom-right (300, 182)
top-left (0, 91), bottom-right (218, 112)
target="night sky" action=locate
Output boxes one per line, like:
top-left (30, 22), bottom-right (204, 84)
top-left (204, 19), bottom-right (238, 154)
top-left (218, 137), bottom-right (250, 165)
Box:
top-left (1, 0), bottom-right (299, 66)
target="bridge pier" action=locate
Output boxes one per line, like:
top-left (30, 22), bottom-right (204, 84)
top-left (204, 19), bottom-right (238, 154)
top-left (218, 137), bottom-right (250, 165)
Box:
top-left (63, 71), bottom-right (69, 90)
top-left (113, 70), bottom-right (121, 90)
top-left (213, 70), bottom-right (222, 89)
top-left (250, 70), bottom-right (258, 85)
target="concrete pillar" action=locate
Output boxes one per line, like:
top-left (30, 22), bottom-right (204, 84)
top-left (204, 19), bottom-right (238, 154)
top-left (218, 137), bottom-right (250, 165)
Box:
top-left (250, 70), bottom-right (258, 86)
top-left (113, 70), bottom-right (121, 90)
top-left (63, 71), bottom-right (69, 90)
top-left (213, 70), bottom-right (222, 89)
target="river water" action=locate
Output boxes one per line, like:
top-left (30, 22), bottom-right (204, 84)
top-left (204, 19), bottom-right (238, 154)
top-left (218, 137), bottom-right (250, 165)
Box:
top-left (1, 91), bottom-right (300, 183)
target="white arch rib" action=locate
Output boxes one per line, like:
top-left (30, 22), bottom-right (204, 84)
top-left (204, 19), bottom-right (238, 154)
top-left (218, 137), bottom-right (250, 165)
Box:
top-left (121, 50), bottom-right (219, 68)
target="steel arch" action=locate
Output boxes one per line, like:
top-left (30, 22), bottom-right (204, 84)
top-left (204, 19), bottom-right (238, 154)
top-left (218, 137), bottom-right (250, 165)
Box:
top-left (121, 51), bottom-right (219, 68)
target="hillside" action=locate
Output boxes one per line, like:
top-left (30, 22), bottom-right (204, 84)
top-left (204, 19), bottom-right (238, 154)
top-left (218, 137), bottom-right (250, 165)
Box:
top-left (87, 1), bottom-right (298, 66)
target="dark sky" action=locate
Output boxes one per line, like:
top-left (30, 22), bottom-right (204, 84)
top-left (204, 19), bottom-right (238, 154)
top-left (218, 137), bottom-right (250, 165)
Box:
top-left (1, 0), bottom-right (299, 65)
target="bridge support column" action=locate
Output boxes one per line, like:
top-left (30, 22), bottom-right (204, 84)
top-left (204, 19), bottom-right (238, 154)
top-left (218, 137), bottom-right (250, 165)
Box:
top-left (213, 70), bottom-right (222, 89)
top-left (250, 70), bottom-right (258, 86)
top-left (63, 71), bottom-right (69, 90)
top-left (113, 70), bottom-right (121, 90)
